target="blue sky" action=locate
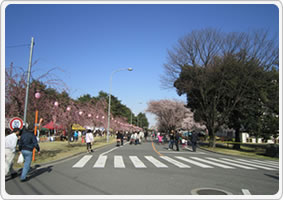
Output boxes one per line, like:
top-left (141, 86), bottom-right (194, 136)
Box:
top-left (4, 3), bottom-right (279, 127)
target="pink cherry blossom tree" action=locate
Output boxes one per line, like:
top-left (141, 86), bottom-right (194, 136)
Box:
top-left (147, 99), bottom-right (206, 133)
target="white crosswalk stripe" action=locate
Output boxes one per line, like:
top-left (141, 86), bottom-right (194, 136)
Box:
top-left (129, 156), bottom-right (147, 168)
top-left (241, 159), bottom-right (279, 168)
top-left (72, 154), bottom-right (277, 171)
top-left (254, 159), bottom-right (278, 165)
top-left (72, 155), bottom-right (92, 168)
top-left (190, 157), bottom-right (235, 169)
top-left (145, 156), bottom-right (168, 168)
top-left (221, 158), bottom-right (276, 170)
top-left (175, 156), bottom-right (213, 168)
top-left (251, 159), bottom-right (278, 166)
top-left (114, 156), bottom-right (125, 168)
top-left (93, 156), bottom-right (107, 168)
top-left (160, 156), bottom-right (190, 168)
top-left (205, 157), bottom-right (256, 170)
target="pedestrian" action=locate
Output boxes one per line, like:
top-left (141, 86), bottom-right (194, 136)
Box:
top-left (191, 131), bottom-right (198, 152)
top-left (85, 129), bottom-right (94, 153)
top-left (127, 132), bottom-right (131, 141)
top-left (5, 128), bottom-right (21, 177)
top-left (157, 134), bottom-right (163, 145)
top-left (139, 131), bottom-right (144, 143)
top-left (168, 130), bottom-right (174, 150)
top-left (144, 130), bottom-right (148, 142)
top-left (74, 131), bottom-right (78, 141)
top-left (174, 131), bottom-right (180, 151)
top-left (116, 131), bottom-right (121, 146)
top-left (182, 138), bottom-right (187, 149)
top-left (18, 118), bottom-right (43, 182)
top-left (129, 132), bottom-right (135, 145)
top-left (135, 132), bottom-right (140, 145)
top-left (121, 132), bottom-right (124, 145)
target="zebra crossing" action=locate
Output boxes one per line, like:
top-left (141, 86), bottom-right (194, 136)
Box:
top-left (72, 155), bottom-right (279, 171)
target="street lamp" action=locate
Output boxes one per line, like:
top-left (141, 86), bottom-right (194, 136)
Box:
top-left (107, 67), bottom-right (133, 143)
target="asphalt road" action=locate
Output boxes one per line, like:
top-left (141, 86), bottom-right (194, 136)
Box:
top-left (4, 139), bottom-right (279, 197)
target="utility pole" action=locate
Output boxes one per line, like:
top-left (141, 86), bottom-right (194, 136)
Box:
top-left (130, 112), bottom-right (132, 133)
top-left (23, 37), bottom-right (35, 127)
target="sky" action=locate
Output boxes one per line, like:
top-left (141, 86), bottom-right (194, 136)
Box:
top-left (4, 3), bottom-right (279, 127)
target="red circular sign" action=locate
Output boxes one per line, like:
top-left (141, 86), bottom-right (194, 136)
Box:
top-left (9, 117), bottom-right (24, 131)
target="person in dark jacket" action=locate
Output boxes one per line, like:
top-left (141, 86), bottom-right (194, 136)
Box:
top-left (174, 131), bottom-right (180, 151)
top-left (18, 119), bottom-right (42, 182)
top-left (116, 131), bottom-right (122, 146)
top-left (191, 131), bottom-right (198, 152)
top-left (168, 130), bottom-right (174, 150)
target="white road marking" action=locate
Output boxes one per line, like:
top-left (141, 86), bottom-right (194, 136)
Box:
top-left (190, 157), bottom-right (235, 169)
top-left (242, 189), bottom-right (251, 195)
top-left (72, 155), bottom-right (92, 168)
top-left (251, 159), bottom-right (278, 165)
top-left (206, 157), bottom-right (256, 170)
top-left (114, 156), bottom-right (125, 168)
top-left (159, 151), bottom-right (205, 154)
top-left (221, 158), bottom-right (276, 170)
top-left (145, 156), bottom-right (168, 168)
top-left (238, 159), bottom-right (279, 168)
top-left (93, 156), bottom-right (107, 168)
top-left (129, 156), bottom-right (147, 168)
top-left (185, 147), bottom-right (206, 154)
top-left (100, 147), bottom-right (119, 156)
top-left (160, 156), bottom-right (190, 168)
top-left (175, 156), bottom-right (213, 168)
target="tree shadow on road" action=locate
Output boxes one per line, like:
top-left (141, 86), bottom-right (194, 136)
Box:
top-left (264, 173), bottom-right (279, 180)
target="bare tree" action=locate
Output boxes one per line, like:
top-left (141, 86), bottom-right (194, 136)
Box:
top-left (161, 28), bottom-right (278, 89)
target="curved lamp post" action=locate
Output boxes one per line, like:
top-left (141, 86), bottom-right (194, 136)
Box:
top-left (107, 67), bottom-right (133, 143)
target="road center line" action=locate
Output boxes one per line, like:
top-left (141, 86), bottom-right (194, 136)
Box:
top-left (100, 147), bottom-right (119, 156)
top-left (151, 142), bottom-right (163, 156)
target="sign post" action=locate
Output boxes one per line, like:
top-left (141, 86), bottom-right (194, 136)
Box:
top-left (9, 117), bottom-right (24, 131)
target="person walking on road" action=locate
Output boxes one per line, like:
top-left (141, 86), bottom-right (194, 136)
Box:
top-left (130, 132), bottom-right (136, 145)
top-left (135, 132), bottom-right (141, 145)
top-left (174, 131), bottom-right (180, 151)
top-left (144, 130), bottom-right (148, 142)
top-left (18, 118), bottom-right (43, 182)
top-left (191, 131), bottom-right (198, 152)
top-left (168, 130), bottom-right (174, 150)
top-left (85, 129), bottom-right (94, 153)
top-left (157, 134), bottom-right (163, 145)
top-left (116, 131), bottom-right (122, 146)
top-left (5, 128), bottom-right (21, 177)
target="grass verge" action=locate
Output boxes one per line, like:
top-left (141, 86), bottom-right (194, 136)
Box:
top-left (13, 136), bottom-right (116, 169)
top-left (200, 146), bottom-right (279, 161)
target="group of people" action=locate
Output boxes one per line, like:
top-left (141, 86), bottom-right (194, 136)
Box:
top-left (5, 118), bottom-right (43, 182)
top-left (115, 131), bottom-right (150, 146)
top-left (153, 130), bottom-right (199, 152)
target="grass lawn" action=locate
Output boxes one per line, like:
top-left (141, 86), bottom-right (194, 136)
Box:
top-left (13, 136), bottom-right (116, 169)
top-left (200, 146), bottom-right (279, 161)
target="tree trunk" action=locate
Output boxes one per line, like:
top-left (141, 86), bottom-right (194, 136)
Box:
top-left (208, 128), bottom-right (216, 148)
top-left (233, 127), bottom-right (241, 150)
